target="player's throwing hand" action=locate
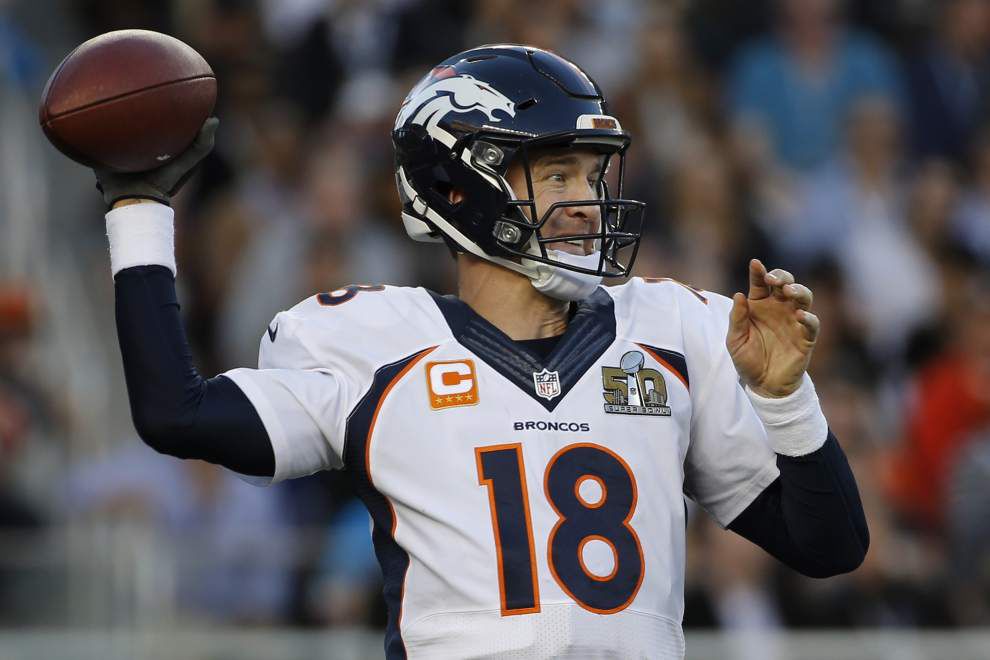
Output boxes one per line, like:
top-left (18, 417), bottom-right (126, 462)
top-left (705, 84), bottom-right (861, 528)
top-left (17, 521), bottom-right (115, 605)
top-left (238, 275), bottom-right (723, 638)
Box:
top-left (726, 258), bottom-right (820, 398)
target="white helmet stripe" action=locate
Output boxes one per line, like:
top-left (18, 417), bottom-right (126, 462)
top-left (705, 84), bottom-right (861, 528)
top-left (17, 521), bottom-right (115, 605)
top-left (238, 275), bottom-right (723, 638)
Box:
top-left (396, 164), bottom-right (537, 278)
top-left (422, 122), bottom-right (506, 192)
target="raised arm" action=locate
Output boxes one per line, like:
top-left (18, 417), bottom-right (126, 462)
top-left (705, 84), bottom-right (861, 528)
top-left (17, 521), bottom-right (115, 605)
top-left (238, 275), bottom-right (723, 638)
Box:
top-left (724, 259), bottom-right (868, 576)
top-left (98, 120), bottom-right (275, 477)
top-left (114, 257), bottom-right (275, 476)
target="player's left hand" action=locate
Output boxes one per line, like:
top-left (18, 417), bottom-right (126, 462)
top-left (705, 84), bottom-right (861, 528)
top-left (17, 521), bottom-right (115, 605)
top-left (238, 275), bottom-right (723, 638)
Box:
top-left (726, 259), bottom-right (819, 398)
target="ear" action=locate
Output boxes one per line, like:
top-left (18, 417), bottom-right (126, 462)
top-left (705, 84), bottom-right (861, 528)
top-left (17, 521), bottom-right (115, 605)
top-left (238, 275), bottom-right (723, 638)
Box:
top-left (449, 188), bottom-right (465, 205)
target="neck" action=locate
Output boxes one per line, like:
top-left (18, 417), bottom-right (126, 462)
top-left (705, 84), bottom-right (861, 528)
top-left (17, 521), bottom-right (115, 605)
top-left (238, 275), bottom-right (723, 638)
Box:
top-left (456, 254), bottom-right (570, 340)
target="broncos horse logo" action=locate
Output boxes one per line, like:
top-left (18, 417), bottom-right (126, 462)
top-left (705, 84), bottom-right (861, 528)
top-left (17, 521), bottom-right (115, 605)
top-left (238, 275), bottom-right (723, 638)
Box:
top-left (395, 73), bottom-right (516, 133)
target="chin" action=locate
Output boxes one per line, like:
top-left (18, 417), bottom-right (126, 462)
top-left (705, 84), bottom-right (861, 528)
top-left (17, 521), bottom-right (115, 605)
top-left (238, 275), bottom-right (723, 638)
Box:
top-left (547, 243), bottom-right (592, 256)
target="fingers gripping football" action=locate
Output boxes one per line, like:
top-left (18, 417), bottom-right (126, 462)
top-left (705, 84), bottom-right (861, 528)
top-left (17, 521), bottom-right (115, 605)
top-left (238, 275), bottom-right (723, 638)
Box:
top-left (95, 117), bottom-right (219, 209)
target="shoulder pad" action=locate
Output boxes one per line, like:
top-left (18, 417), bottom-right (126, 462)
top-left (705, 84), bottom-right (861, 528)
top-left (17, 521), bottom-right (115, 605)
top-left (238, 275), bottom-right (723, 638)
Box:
top-left (260, 285), bottom-right (450, 371)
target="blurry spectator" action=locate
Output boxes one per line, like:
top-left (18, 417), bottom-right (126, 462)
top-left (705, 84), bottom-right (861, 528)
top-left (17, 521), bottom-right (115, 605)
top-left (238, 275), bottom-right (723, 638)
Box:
top-left (464, 0), bottom-right (524, 50)
top-left (887, 273), bottom-right (990, 532)
top-left (954, 126), bottom-right (990, 264)
top-left (463, 0), bottom-right (641, 93)
top-left (178, 0), bottom-right (277, 138)
top-left (909, 160), bottom-right (961, 261)
top-left (70, 0), bottom-right (172, 35)
top-left (704, 520), bottom-right (784, 660)
top-left (685, 0), bottom-right (773, 72)
top-left (800, 259), bottom-right (874, 384)
top-left (215, 126), bottom-right (417, 367)
top-left (306, 499), bottom-right (381, 626)
top-left (0, 8), bottom-right (45, 283)
top-left (905, 0), bottom-right (990, 163)
top-left (466, 0), bottom-right (576, 61)
top-left (685, 507), bottom-right (786, 657)
top-left (211, 102), bottom-right (311, 367)
top-left (624, 5), bottom-right (717, 173)
top-left (0, 286), bottom-right (59, 624)
top-left (272, 13), bottom-right (345, 126)
top-left (728, 0), bottom-right (903, 172)
top-left (389, 0), bottom-right (469, 76)
top-left (904, 160), bottom-right (967, 368)
top-left (647, 138), bottom-right (776, 296)
top-left (947, 431), bottom-right (990, 625)
top-left (67, 446), bottom-right (295, 624)
top-left (297, 133), bottom-right (416, 287)
top-left (0, 6), bottom-right (42, 94)
top-left (779, 96), bottom-right (939, 360)
top-left (0, 287), bottom-right (67, 504)
top-left (327, 0), bottom-right (404, 75)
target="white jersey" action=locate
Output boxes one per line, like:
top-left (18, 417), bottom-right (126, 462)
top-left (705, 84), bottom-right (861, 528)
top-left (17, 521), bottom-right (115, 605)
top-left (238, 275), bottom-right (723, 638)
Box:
top-left (223, 278), bottom-right (780, 659)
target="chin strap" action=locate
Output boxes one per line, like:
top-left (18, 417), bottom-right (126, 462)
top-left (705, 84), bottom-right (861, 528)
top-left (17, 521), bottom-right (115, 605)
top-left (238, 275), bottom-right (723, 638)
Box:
top-left (528, 250), bottom-right (603, 301)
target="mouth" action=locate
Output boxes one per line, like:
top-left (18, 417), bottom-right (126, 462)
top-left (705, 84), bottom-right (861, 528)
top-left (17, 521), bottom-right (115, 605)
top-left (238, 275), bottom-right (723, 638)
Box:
top-left (546, 237), bottom-right (595, 256)
top-left (541, 211), bottom-right (599, 255)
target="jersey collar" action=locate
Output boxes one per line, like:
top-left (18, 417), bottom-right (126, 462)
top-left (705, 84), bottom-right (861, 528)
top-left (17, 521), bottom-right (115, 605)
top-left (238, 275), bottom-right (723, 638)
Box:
top-left (428, 288), bottom-right (616, 412)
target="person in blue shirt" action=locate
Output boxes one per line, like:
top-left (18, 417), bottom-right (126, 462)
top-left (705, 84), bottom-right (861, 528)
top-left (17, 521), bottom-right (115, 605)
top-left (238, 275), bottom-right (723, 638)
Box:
top-left (727, 0), bottom-right (903, 172)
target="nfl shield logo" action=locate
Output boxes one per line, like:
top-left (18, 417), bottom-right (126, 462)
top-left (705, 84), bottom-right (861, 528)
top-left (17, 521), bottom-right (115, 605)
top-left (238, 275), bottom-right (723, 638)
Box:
top-left (533, 368), bottom-right (561, 401)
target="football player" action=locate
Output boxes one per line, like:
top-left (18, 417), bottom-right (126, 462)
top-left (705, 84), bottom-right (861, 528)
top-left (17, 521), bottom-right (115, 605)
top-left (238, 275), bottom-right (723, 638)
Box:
top-left (94, 46), bottom-right (867, 659)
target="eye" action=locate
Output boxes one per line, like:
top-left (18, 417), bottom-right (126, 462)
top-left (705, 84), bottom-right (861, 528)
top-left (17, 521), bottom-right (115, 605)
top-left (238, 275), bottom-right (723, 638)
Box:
top-left (546, 172), bottom-right (566, 183)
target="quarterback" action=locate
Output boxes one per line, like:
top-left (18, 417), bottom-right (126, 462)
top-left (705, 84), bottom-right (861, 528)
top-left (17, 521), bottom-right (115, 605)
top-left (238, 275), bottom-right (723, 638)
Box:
top-left (96, 46), bottom-right (867, 659)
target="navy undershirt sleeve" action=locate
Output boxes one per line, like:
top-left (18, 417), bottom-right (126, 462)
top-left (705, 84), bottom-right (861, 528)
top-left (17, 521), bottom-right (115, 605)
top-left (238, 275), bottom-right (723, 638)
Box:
top-left (114, 265), bottom-right (275, 477)
top-left (727, 431), bottom-right (869, 577)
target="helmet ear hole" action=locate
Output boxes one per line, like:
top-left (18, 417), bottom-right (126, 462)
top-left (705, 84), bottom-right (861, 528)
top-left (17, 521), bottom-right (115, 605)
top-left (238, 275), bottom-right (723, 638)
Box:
top-left (446, 187), bottom-right (466, 206)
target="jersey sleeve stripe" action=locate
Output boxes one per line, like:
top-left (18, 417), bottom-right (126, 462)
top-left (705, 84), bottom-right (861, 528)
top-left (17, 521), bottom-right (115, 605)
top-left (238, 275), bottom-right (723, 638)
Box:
top-left (365, 347), bottom-right (438, 493)
top-left (637, 343), bottom-right (690, 390)
top-left (343, 346), bottom-right (437, 660)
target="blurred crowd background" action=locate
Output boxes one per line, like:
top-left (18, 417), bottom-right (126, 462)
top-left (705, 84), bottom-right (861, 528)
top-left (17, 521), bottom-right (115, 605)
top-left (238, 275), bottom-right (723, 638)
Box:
top-left (2, 0), bottom-right (990, 648)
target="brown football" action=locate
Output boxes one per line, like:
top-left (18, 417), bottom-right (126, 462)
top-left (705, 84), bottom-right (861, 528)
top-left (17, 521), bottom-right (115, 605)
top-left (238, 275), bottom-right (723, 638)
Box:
top-left (39, 29), bottom-right (216, 173)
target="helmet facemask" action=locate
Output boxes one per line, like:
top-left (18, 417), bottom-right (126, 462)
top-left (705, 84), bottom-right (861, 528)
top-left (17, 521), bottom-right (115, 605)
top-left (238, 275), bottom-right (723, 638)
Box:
top-left (456, 133), bottom-right (646, 285)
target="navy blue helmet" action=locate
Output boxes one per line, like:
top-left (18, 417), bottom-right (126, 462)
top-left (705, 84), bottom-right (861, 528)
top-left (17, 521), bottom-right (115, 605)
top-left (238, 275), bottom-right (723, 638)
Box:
top-left (392, 45), bottom-right (645, 291)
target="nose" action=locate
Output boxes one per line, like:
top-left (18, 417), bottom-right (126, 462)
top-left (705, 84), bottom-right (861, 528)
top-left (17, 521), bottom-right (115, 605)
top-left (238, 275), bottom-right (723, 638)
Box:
top-left (563, 180), bottom-right (601, 227)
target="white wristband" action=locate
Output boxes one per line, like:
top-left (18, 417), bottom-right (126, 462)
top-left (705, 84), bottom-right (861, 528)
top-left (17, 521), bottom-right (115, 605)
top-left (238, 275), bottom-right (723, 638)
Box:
top-left (105, 202), bottom-right (176, 277)
top-left (746, 373), bottom-right (828, 457)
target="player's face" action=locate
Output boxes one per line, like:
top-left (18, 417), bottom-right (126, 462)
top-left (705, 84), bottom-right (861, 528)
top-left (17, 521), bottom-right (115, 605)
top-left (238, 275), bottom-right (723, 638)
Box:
top-left (507, 148), bottom-right (605, 256)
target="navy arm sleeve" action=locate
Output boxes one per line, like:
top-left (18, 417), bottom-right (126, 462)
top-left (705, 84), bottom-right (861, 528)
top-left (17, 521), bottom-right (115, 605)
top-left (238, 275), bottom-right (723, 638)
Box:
top-left (727, 431), bottom-right (869, 578)
top-left (115, 265), bottom-right (275, 477)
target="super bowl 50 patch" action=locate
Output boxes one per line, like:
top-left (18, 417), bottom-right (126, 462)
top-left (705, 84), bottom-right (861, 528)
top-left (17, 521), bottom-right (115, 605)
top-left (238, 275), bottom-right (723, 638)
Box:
top-left (602, 351), bottom-right (670, 416)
